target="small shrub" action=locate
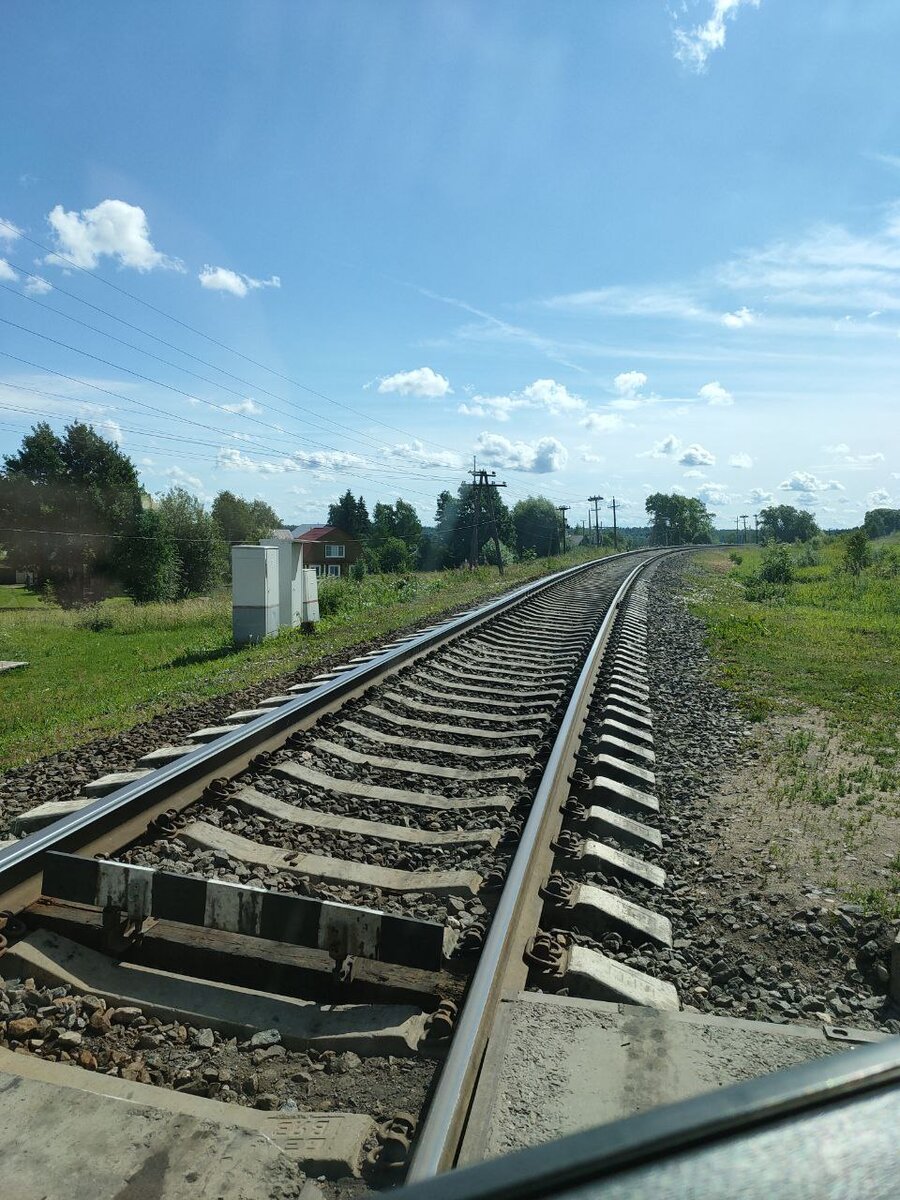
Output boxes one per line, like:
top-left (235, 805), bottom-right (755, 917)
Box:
top-left (728, 551), bottom-right (743, 566)
top-left (872, 546), bottom-right (900, 578)
top-left (758, 542), bottom-right (794, 585)
top-left (843, 529), bottom-right (871, 576)
top-left (76, 608), bottom-right (114, 632)
top-left (793, 538), bottom-right (822, 568)
top-left (742, 575), bottom-right (791, 604)
top-left (349, 559), bottom-right (367, 583)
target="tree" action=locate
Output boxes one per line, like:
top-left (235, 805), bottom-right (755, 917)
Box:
top-left (157, 487), bottom-right (221, 598)
top-left (645, 493), bottom-right (714, 545)
top-left (512, 497), bottom-right (562, 557)
top-left (327, 489), bottom-right (370, 539)
top-left (377, 536), bottom-right (412, 573)
top-left (371, 498), bottom-right (423, 557)
top-left (432, 483), bottom-right (515, 568)
top-left (843, 529), bottom-right (871, 576)
top-left (758, 505), bottom-right (819, 543)
top-left (0, 421), bottom-right (143, 606)
top-left (116, 508), bottom-right (179, 603)
top-left (863, 508), bottom-right (900, 539)
top-left (212, 491), bottom-right (280, 545)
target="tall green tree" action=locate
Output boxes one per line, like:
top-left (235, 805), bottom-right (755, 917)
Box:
top-left (371, 498), bottom-right (423, 554)
top-left (432, 483), bottom-right (515, 567)
top-left (758, 505), bottom-right (819, 543)
top-left (116, 508), bottom-right (179, 603)
top-left (211, 490), bottom-right (280, 545)
top-left (157, 487), bottom-right (221, 598)
top-left (327, 489), bottom-right (370, 539)
top-left (645, 493), bottom-right (714, 545)
top-left (0, 421), bottom-right (143, 606)
top-left (512, 497), bottom-right (562, 557)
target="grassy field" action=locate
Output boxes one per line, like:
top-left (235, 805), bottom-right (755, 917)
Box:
top-left (0, 548), bottom-right (609, 771)
top-left (688, 539), bottom-right (900, 915)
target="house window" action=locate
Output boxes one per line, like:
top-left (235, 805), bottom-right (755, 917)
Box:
top-left (324, 543), bottom-right (345, 559)
top-left (327, 563), bottom-right (341, 577)
top-left (314, 565), bottom-right (323, 578)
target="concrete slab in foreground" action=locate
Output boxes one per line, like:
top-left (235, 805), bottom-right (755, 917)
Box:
top-left (0, 1046), bottom-right (375, 1197)
top-left (459, 992), bottom-right (885, 1166)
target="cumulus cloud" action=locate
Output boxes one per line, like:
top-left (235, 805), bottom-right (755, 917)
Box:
top-left (199, 265), bottom-right (281, 298)
top-left (721, 306), bottom-right (755, 328)
top-left (474, 432), bottom-right (568, 474)
top-left (0, 217), bottom-right (22, 243)
top-left (382, 439), bottom-right (462, 469)
top-left (377, 367), bottom-right (452, 398)
top-left (579, 412), bottom-right (624, 433)
top-left (699, 380), bottom-right (733, 406)
top-left (780, 471), bottom-right (845, 493)
top-left (24, 275), bottom-right (52, 295)
top-left (642, 433), bottom-right (682, 459)
top-left (95, 419), bottom-right (123, 445)
top-left (221, 398), bottom-right (262, 415)
top-left (824, 445), bottom-right (885, 469)
top-left (749, 488), bottom-right (773, 504)
top-left (164, 465), bottom-right (204, 491)
top-left (679, 443), bottom-right (716, 467)
top-left (581, 451), bottom-right (605, 464)
top-left (458, 378), bottom-right (584, 421)
top-left (868, 488), bottom-right (893, 506)
top-left (0, 259), bottom-right (18, 282)
top-left (696, 482), bottom-right (731, 506)
top-left (44, 199), bottom-right (182, 272)
top-left (728, 452), bottom-right (753, 469)
top-left (217, 447), bottom-right (367, 474)
top-left (613, 370), bottom-right (648, 396)
top-left (673, 0), bottom-right (760, 74)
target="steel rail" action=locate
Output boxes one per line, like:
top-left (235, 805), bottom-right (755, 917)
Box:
top-left (0, 547), bottom-right (666, 906)
top-left (406, 555), bottom-right (664, 1181)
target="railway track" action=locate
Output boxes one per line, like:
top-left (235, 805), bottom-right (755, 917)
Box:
top-left (0, 548), bottom-right (682, 1192)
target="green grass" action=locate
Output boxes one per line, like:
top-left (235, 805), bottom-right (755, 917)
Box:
top-left (688, 544), bottom-right (900, 767)
top-left (0, 548), bottom-right (610, 771)
top-left (0, 584), bottom-right (46, 611)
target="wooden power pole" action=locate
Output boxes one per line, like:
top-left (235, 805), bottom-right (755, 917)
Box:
top-left (469, 460), bottom-right (507, 574)
top-left (557, 505), bottom-right (570, 554)
top-left (588, 494), bottom-right (604, 548)
top-left (608, 497), bottom-right (619, 550)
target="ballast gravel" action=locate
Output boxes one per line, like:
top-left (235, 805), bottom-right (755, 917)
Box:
top-left (553, 555), bottom-right (899, 1035)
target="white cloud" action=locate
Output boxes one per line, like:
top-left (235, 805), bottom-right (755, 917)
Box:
top-left (749, 488), bottom-right (774, 504)
top-left (23, 275), bottom-right (52, 295)
top-left (696, 482), bottom-right (731, 506)
top-left (474, 432), bottom-right (568, 474)
top-left (868, 488), bottom-right (893, 507)
top-left (613, 370), bottom-right (648, 396)
top-left (95, 419), bottom-right (123, 445)
top-left (199, 265), bottom-right (280, 298)
top-left (164, 465), bottom-right (204, 491)
top-left (728, 452), bottom-right (753, 469)
top-left (823, 445), bottom-right (885, 470)
top-left (217, 447), bottom-right (367, 474)
top-left (581, 451), bottom-right (605, 464)
top-left (579, 412), bottom-right (624, 433)
top-left (378, 367), bottom-right (452, 398)
top-left (721, 306), bottom-right (756, 328)
top-left (0, 259), bottom-right (18, 282)
top-left (459, 378), bottom-right (585, 421)
top-left (0, 217), bottom-right (22, 243)
top-left (44, 199), bottom-right (182, 272)
top-left (780, 471), bottom-right (845, 494)
top-left (221, 398), bottom-right (262, 415)
top-left (642, 433), bottom-right (682, 459)
top-left (382, 439), bottom-right (462, 469)
top-left (679, 443), bottom-right (716, 467)
top-left (699, 380), bottom-right (734, 406)
top-left (682, 468), bottom-right (706, 479)
top-left (542, 285), bottom-right (710, 322)
top-left (673, 0), bottom-right (760, 74)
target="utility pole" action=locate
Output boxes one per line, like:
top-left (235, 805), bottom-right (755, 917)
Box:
top-left (754, 513), bottom-right (760, 544)
top-left (739, 514), bottom-right (749, 545)
top-left (557, 505), bottom-right (570, 554)
top-left (468, 459), bottom-right (507, 574)
top-left (588, 494), bottom-right (604, 548)
top-left (608, 497), bottom-right (619, 550)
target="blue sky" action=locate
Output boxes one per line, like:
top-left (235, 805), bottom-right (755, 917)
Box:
top-left (1, 0), bottom-right (899, 529)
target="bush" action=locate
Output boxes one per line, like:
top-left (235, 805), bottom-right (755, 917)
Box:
top-left (871, 546), bottom-right (900, 578)
top-left (76, 608), bottom-right (114, 632)
top-left (758, 542), bottom-right (794, 585)
top-left (349, 559), bottom-right (367, 583)
top-left (728, 552), bottom-right (743, 566)
top-left (843, 530), bottom-right (871, 576)
top-left (742, 576), bottom-right (791, 604)
top-left (793, 537), bottom-right (822, 568)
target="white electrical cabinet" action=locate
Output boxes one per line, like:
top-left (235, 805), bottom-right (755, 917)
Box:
top-left (231, 544), bottom-right (280, 645)
top-left (302, 568), bottom-right (320, 623)
top-left (260, 537), bottom-right (304, 628)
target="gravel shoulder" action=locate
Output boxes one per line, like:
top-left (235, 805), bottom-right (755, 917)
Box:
top-left (632, 554), bottom-right (899, 1032)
